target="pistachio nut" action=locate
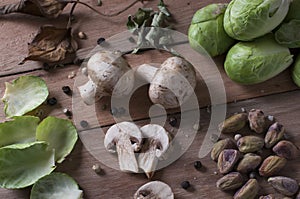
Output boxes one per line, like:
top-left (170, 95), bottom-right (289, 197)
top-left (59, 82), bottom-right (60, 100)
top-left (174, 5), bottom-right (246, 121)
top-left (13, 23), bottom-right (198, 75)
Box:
top-left (272, 140), bottom-right (299, 160)
top-left (218, 149), bottom-right (241, 174)
top-left (233, 179), bottom-right (259, 199)
top-left (236, 153), bottom-right (262, 173)
top-left (259, 194), bottom-right (276, 199)
top-left (268, 176), bottom-right (299, 196)
top-left (211, 138), bottom-right (236, 161)
top-left (216, 172), bottom-right (244, 191)
top-left (237, 136), bottom-right (264, 153)
top-left (265, 122), bottom-right (284, 148)
top-left (218, 113), bottom-right (248, 133)
top-left (248, 109), bottom-right (267, 133)
top-left (259, 155), bottom-right (287, 177)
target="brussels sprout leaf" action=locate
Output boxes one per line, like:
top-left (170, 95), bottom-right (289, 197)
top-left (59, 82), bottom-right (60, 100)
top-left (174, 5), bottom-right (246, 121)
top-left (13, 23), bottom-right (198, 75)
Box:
top-left (2, 75), bottom-right (49, 118)
top-left (0, 116), bottom-right (40, 147)
top-left (0, 142), bottom-right (55, 189)
top-left (36, 117), bottom-right (78, 163)
top-left (30, 172), bottom-right (83, 199)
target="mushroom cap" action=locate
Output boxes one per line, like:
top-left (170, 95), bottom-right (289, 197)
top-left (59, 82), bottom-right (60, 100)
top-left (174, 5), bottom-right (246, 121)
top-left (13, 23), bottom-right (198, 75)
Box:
top-left (134, 181), bottom-right (174, 199)
top-left (140, 124), bottom-right (169, 158)
top-left (149, 56), bottom-right (196, 109)
top-left (104, 122), bottom-right (142, 153)
top-left (87, 51), bottom-right (134, 97)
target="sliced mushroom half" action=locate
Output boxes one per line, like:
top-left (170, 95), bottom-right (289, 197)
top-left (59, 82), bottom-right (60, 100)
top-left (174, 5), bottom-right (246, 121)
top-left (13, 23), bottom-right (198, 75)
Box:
top-left (134, 181), bottom-right (174, 199)
top-left (104, 122), bottom-right (142, 173)
top-left (78, 51), bottom-right (134, 105)
top-left (138, 124), bottom-right (169, 178)
top-left (135, 56), bottom-right (196, 109)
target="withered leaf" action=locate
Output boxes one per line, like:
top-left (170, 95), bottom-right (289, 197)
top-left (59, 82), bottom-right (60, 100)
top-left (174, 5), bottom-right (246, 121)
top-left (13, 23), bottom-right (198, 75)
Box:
top-left (20, 25), bottom-right (78, 65)
top-left (0, 0), bottom-right (67, 18)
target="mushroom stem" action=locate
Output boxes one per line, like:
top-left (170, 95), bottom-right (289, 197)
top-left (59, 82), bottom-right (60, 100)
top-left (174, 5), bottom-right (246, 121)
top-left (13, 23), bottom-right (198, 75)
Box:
top-left (77, 79), bottom-right (98, 105)
top-left (135, 64), bottom-right (159, 83)
top-left (116, 134), bottom-right (139, 173)
top-left (138, 145), bottom-right (159, 178)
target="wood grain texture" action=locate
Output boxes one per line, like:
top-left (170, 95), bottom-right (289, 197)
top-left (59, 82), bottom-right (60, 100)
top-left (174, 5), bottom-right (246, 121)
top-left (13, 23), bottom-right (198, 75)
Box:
top-left (1, 90), bottom-right (300, 198)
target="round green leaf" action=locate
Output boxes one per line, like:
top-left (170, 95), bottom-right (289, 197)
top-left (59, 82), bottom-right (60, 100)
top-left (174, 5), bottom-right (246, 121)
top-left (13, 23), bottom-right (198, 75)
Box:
top-left (30, 172), bottom-right (83, 199)
top-left (36, 117), bottom-right (78, 163)
top-left (0, 142), bottom-right (55, 189)
top-left (0, 116), bottom-right (40, 147)
top-left (2, 75), bottom-right (49, 118)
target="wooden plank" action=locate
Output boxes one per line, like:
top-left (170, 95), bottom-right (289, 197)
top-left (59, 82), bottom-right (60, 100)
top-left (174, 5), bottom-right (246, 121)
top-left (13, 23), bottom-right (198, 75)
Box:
top-left (1, 90), bottom-right (300, 198)
top-left (0, 0), bottom-right (228, 76)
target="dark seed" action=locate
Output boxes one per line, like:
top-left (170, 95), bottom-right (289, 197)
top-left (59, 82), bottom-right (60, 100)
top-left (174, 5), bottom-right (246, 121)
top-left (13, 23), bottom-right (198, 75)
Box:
top-left (47, 97), bottom-right (57, 106)
top-left (97, 37), bottom-right (105, 45)
top-left (169, 117), bottom-right (177, 127)
top-left (181, 181), bottom-right (190, 189)
top-left (80, 120), bottom-right (88, 128)
top-left (110, 107), bottom-right (118, 116)
top-left (194, 161), bottom-right (202, 170)
top-left (63, 108), bottom-right (72, 117)
top-left (62, 86), bottom-right (72, 95)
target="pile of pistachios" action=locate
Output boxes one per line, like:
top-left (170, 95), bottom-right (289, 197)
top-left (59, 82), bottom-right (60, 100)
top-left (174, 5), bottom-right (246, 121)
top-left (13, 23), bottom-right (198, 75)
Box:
top-left (211, 109), bottom-right (300, 199)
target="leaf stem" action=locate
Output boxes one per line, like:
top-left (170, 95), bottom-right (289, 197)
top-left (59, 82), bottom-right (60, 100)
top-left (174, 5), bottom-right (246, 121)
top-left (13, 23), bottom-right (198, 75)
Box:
top-left (59, 0), bottom-right (141, 17)
top-left (67, 0), bottom-right (78, 28)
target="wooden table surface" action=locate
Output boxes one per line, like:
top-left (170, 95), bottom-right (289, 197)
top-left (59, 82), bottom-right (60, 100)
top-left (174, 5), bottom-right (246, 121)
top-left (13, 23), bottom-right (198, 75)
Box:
top-left (0, 0), bottom-right (300, 198)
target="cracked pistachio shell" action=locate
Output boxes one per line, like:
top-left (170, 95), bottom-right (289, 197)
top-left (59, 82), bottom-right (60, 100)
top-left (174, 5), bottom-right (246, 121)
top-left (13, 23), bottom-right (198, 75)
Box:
top-left (224, 34), bottom-right (293, 85)
top-left (188, 3), bottom-right (235, 57)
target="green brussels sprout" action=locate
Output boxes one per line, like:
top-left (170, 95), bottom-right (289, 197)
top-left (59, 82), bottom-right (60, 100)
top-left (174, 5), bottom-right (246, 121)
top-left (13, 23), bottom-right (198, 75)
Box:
top-left (285, 0), bottom-right (300, 21)
top-left (188, 3), bottom-right (235, 57)
top-left (292, 55), bottom-right (300, 87)
top-left (224, 34), bottom-right (293, 85)
top-left (275, 19), bottom-right (300, 48)
top-left (223, 0), bottom-right (290, 41)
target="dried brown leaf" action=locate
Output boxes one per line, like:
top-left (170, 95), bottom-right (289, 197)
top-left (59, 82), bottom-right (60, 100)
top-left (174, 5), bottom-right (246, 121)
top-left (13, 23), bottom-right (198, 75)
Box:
top-left (21, 25), bottom-right (78, 64)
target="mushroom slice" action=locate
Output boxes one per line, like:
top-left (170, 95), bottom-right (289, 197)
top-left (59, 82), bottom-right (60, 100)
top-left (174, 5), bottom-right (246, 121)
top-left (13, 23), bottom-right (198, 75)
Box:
top-left (78, 51), bottom-right (134, 105)
top-left (135, 56), bottom-right (196, 109)
top-left (138, 124), bottom-right (169, 178)
top-left (104, 122), bottom-right (142, 173)
top-left (134, 181), bottom-right (174, 199)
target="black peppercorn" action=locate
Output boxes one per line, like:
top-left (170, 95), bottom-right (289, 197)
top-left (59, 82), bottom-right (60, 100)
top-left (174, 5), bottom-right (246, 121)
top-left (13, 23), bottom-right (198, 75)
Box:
top-left (80, 120), bottom-right (89, 128)
top-left (194, 161), bottom-right (202, 170)
top-left (62, 86), bottom-right (72, 95)
top-left (47, 97), bottom-right (57, 106)
top-left (63, 108), bottom-right (72, 117)
top-left (169, 117), bottom-right (177, 127)
top-left (181, 181), bottom-right (190, 189)
top-left (97, 37), bottom-right (105, 45)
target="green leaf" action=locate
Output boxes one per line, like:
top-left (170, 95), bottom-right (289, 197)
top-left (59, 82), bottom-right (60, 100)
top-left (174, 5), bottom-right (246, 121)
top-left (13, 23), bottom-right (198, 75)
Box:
top-left (0, 142), bottom-right (55, 189)
top-left (275, 19), bottom-right (300, 48)
top-left (158, 0), bottom-right (170, 16)
top-left (2, 75), bottom-right (49, 118)
top-left (0, 116), bottom-right (40, 147)
top-left (30, 172), bottom-right (83, 199)
top-left (36, 116), bottom-right (78, 163)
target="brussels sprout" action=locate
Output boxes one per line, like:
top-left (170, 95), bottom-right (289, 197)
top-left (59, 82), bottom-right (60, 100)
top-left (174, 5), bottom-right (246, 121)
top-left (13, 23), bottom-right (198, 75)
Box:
top-left (275, 19), bottom-right (300, 48)
top-left (2, 75), bottom-right (49, 118)
top-left (292, 55), bottom-right (300, 87)
top-left (223, 0), bottom-right (290, 41)
top-left (188, 3), bottom-right (235, 57)
top-left (30, 172), bottom-right (83, 199)
top-left (224, 34), bottom-right (293, 85)
top-left (285, 0), bottom-right (300, 21)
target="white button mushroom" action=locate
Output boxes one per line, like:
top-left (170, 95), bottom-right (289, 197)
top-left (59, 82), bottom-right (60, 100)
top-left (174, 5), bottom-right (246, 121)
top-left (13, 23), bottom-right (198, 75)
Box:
top-left (104, 122), bottom-right (142, 173)
top-left (136, 56), bottom-right (196, 109)
top-left (134, 181), bottom-right (174, 199)
top-left (78, 51), bottom-right (135, 105)
top-left (138, 124), bottom-right (170, 178)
